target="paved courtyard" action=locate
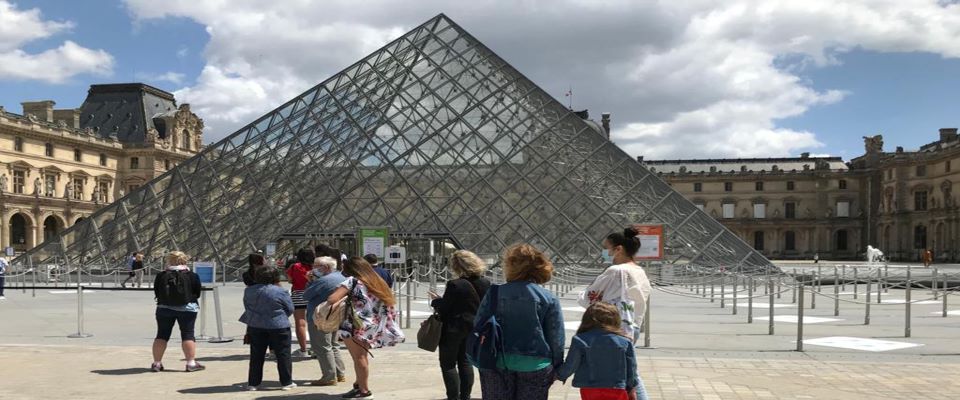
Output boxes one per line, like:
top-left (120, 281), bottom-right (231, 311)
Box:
top-left (2, 277), bottom-right (960, 399)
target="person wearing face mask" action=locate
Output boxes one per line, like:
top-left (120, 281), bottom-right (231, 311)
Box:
top-left (578, 225), bottom-right (652, 400)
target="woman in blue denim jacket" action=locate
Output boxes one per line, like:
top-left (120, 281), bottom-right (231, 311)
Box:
top-left (557, 302), bottom-right (638, 400)
top-left (240, 266), bottom-right (296, 391)
top-left (475, 244), bottom-right (564, 400)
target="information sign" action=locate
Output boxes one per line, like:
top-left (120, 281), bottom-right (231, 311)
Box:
top-left (358, 227), bottom-right (388, 258)
top-left (633, 225), bottom-right (664, 260)
top-left (385, 246), bottom-right (406, 264)
top-left (193, 261), bottom-right (216, 285)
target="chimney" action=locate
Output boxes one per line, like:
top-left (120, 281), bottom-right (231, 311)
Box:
top-left (53, 108), bottom-right (81, 129)
top-left (601, 112), bottom-right (611, 139)
top-left (939, 128), bottom-right (958, 143)
top-left (800, 152), bottom-right (810, 159)
top-left (21, 100), bottom-right (55, 122)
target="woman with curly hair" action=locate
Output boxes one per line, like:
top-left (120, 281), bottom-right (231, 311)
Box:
top-left (475, 243), bottom-right (564, 400)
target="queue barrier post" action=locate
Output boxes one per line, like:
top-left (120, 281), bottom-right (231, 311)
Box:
top-left (796, 279), bottom-right (804, 352)
top-left (768, 280), bottom-right (775, 335)
top-left (67, 286), bottom-right (93, 338)
top-left (864, 278), bottom-right (872, 325)
top-left (197, 290), bottom-right (211, 341)
top-left (905, 265), bottom-right (912, 338)
top-left (208, 286), bottom-right (234, 343)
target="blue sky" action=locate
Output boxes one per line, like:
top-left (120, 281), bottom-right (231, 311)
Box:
top-left (2, 1), bottom-right (959, 161)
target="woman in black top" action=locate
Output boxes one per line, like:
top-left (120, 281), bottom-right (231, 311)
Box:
top-left (428, 250), bottom-right (491, 400)
top-left (242, 253), bottom-right (265, 286)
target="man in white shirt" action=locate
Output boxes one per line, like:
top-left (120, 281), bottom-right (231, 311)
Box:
top-left (0, 256), bottom-right (8, 300)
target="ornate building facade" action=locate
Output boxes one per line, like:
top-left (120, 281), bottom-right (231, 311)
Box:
top-left (648, 129), bottom-right (960, 261)
top-left (0, 83), bottom-right (202, 253)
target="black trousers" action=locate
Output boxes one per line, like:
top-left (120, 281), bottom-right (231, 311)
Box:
top-left (438, 328), bottom-right (473, 400)
top-left (248, 327), bottom-right (293, 387)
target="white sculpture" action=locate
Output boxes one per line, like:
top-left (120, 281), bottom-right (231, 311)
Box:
top-left (866, 245), bottom-right (885, 263)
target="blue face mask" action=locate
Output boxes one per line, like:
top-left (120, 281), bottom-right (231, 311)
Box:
top-left (601, 249), bottom-right (614, 264)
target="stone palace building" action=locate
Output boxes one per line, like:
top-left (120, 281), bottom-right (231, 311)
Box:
top-left (647, 129), bottom-right (960, 262)
top-left (0, 83), bottom-right (203, 253)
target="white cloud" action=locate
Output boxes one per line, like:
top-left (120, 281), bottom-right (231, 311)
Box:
top-left (0, 1), bottom-right (113, 83)
top-left (135, 71), bottom-right (186, 85)
top-left (123, 0), bottom-right (960, 157)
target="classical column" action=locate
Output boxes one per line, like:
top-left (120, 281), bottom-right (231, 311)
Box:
top-left (0, 213), bottom-right (8, 248)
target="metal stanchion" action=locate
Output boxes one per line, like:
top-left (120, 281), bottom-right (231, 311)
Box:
top-left (834, 266), bottom-right (840, 316)
top-left (68, 287), bottom-right (93, 338)
top-left (747, 276), bottom-right (754, 323)
top-left (197, 291), bottom-right (211, 341)
top-left (796, 280), bottom-right (805, 352)
top-left (865, 279), bottom-right (872, 325)
top-left (209, 286), bottom-right (234, 343)
top-left (30, 257), bottom-right (36, 298)
top-left (933, 268), bottom-right (939, 300)
top-left (841, 265), bottom-right (847, 292)
top-left (905, 265), bottom-right (912, 338)
top-left (791, 275), bottom-right (797, 304)
top-left (720, 274), bottom-right (726, 308)
top-left (642, 297), bottom-right (652, 348)
top-left (768, 280), bottom-right (775, 335)
top-left (943, 277), bottom-right (949, 318)
top-left (777, 276), bottom-right (782, 299)
top-left (810, 271), bottom-right (816, 310)
top-left (406, 277), bottom-right (413, 329)
top-left (732, 275), bottom-right (738, 315)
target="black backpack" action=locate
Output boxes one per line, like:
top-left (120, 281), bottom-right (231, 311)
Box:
top-left (157, 270), bottom-right (193, 306)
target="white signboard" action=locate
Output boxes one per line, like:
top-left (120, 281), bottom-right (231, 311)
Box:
top-left (385, 246), bottom-right (406, 264)
top-left (362, 237), bottom-right (385, 259)
top-left (264, 243), bottom-right (277, 257)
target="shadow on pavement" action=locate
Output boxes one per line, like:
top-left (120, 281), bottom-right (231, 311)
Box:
top-left (255, 395), bottom-right (343, 400)
top-left (196, 354), bottom-right (249, 362)
top-left (178, 384), bottom-right (248, 394)
top-left (90, 368), bottom-right (152, 376)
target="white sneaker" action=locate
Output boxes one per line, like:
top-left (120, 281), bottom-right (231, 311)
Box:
top-left (242, 385), bottom-right (258, 391)
top-left (291, 349), bottom-right (308, 358)
top-left (281, 382), bottom-right (298, 391)
top-left (0, 296), bottom-right (6, 300)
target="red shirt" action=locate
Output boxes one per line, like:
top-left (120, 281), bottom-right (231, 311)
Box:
top-left (286, 262), bottom-right (311, 291)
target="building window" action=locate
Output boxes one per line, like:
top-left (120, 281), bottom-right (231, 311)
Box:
top-left (947, 160), bottom-right (952, 173)
top-left (14, 137), bottom-right (23, 152)
top-left (786, 181), bottom-right (795, 191)
top-left (753, 203), bottom-right (766, 219)
top-left (12, 170), bottom-right (25, 194)
top-left (693, 182), bottom-right (702, 192)
top-left (130, 157), bottom-right (139, 169)
top-left (97, 181), bottom-right (110, 202)
top-left (44, 174), bottom-right (56, 197)
top-left (785, 231), bottom-right (796, 251)
top-left (722, 203), bottom-right (735, 219)
top-left (838, 179), bottom-right (847, 189)
top-left (724, 182), bottom-right (733, 192)
top-left (887, 169), bottom-right (893, 180)
top-left (785, 202), bottom-right (796, 219)
top-left (755, 181), bottom-right (764, 191)
top-left (914, 225), bottom-right (928, 249)
top-left (836, 230), bottom-right (848, 251)
top-left (73, 149), bottom-right (82, 162)
top-left (45, 143), bottom-right (53, 157)
top-left (915, 191), bottom-right (928, 211)
top-left (916, 165), bottom-right (927, 177)
top-left (836, 201), bottom-right (850, 217)
top-left (753, 231), bottom-right (765, 251)
top-left (695, 203), bottom-right (705, 211)
top-left (71, 178), bottom-right (84, 200)
top-left (99, 153), bottom-right (107, 167)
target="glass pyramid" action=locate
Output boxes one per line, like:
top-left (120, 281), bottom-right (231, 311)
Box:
top-left (16, 14), bottom-right (774, 276)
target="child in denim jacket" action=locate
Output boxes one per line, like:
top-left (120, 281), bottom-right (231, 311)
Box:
top-left (557, 303), bottom-right (640, 400)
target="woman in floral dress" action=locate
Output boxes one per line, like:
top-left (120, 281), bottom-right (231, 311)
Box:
top-left (326, 256), bottom-right (404, 399)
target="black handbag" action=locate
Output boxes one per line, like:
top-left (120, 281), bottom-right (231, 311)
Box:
top-left (417, 313), bottom-right (443, 352)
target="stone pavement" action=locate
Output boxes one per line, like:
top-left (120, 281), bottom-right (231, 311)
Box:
top-left (4, 279), bottom-right (960, 399)
top-left (2, 344), bottom-right (959, 400)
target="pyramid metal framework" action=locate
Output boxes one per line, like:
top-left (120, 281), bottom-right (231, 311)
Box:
top-left (17, 14), bottom-right (773, 275)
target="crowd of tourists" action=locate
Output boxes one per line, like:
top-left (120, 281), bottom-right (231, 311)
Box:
top-left (148, 224), bottom-right (652, 400)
